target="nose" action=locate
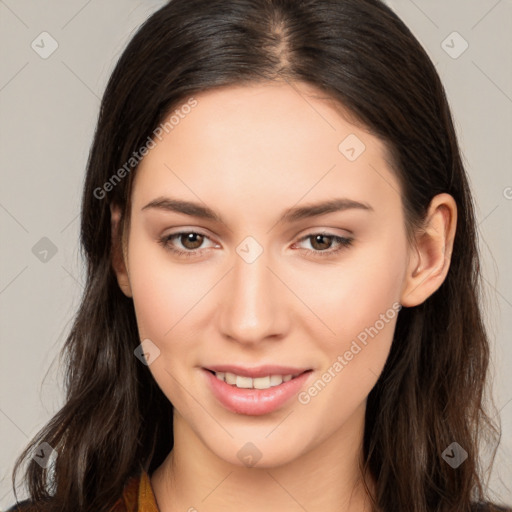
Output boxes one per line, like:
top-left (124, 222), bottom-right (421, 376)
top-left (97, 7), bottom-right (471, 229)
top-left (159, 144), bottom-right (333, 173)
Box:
top-left (217, 243), bottom-right (290, 346)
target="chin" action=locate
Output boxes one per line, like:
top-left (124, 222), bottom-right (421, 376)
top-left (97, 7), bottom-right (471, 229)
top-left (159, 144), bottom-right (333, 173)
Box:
top-left (209, 436), bottom-right (304, 470)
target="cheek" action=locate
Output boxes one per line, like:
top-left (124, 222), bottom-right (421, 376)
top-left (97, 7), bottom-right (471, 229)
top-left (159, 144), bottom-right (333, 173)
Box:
top-left (127, 239), bottom-right (206, 404)
top-left (295, 234), bottom-right (405, 407)
top-left (298, 264), bottom-right (402, 427)
top-left (128, 234), bottom-right (211, 341)
top-left (292, 233), bottom-right (406, 342)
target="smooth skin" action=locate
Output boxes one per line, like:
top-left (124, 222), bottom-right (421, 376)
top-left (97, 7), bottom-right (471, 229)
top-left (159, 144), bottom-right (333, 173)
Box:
top-left (111, 81), bottom-right (457, 512)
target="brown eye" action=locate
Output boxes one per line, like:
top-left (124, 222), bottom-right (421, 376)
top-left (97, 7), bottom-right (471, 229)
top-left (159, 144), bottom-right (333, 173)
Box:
top-left (158, 230), bottom-right (216, 258)
top-left (295, 232), bottom-right (354, 258)
top-left (179, 232), bottom-right (204, 250)
top-left (309, 234), bottom-right (335, 251)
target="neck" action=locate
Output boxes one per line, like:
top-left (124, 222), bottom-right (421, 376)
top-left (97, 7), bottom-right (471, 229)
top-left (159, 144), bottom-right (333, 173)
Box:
top-left (151, 403), bottom-right (375, 512)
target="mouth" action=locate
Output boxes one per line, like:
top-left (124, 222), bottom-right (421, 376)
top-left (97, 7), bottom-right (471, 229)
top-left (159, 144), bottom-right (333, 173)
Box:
top-left (202, 366), bottom-right (314, 416)
top-left (204, 368), bottom-right (311, 390)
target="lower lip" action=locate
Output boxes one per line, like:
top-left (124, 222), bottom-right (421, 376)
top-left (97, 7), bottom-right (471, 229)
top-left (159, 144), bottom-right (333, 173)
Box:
top-left (203, 368), bottom-right (312, 416)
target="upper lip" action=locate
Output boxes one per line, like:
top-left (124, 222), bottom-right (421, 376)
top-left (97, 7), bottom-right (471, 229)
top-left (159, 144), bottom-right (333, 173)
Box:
top-left (204, 364), bottom-right (312, 378)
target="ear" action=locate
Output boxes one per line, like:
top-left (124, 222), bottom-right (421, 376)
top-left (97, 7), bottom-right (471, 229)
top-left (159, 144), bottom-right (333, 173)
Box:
top-left (110, 203), bottom-right (133, 298)
top-left (400, 193), bottom-right (457, 307)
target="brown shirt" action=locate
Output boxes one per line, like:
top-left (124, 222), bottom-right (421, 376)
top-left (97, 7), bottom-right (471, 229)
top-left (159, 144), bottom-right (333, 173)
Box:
top-left (6, 472), bottom-right (512, 512)
top-left (109, 470), bottom-right (159, 512)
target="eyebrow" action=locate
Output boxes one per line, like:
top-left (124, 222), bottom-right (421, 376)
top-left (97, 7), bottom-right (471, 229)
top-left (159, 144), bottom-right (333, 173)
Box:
top-left (141, 196), bottom-right (374, 224)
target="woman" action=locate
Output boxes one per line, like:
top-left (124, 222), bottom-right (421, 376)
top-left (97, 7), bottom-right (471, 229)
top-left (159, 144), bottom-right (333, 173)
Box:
top-left (8, 0), bottom-right (511, 511)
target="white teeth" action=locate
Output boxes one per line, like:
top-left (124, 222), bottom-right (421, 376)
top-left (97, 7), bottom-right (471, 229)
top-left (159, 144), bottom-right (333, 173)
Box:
top-left (269, 375), bottom-right (283, 386)
top-left (225, 372), bottom-right (237, 385)
top-left (253, 376), bottom-right (271, 389)
top-left (214, 371), bottom-right (299, 389)
top-left (236, 375), bottom-right (253, 388)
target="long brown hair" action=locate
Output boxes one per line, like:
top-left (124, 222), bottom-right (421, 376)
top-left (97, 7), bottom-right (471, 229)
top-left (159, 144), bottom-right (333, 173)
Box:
top-left (11, 0), bottom-right (509, 511)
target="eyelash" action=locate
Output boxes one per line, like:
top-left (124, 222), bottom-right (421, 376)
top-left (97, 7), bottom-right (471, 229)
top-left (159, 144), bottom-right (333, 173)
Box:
top-left (158, 231), bottom-right (354, 259)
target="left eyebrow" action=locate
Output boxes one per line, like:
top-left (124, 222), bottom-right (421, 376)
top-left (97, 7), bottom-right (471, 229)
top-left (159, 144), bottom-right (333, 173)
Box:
top-left (141, 196), bottom-right (374, 225)
top-left (279, 198), bottom-right (374, 224)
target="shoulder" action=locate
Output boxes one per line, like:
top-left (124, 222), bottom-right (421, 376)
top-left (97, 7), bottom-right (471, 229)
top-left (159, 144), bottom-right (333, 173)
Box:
top-left (6, 495), bottom-right (510, 512)
top-left (471, 502), bottom-right (512, 512)
top-left (4, 471), bottom-right (145, 512)
top-left (108, 471), bottom-right (144, 511)
top-left (4, 500), bottom-right (36, 512)
top-left (108, 469), bottom-right (158, 512)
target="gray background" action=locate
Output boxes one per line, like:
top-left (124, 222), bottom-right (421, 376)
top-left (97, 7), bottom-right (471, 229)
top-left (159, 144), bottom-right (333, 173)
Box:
top-left (0, 0), bottom-right (511, 508)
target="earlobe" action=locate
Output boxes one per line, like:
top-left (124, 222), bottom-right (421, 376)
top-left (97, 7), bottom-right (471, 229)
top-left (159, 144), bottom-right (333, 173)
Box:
top-left (400, 193), bottom-right (457, 308)
top-left (110, 203), bottom-right (133, 298)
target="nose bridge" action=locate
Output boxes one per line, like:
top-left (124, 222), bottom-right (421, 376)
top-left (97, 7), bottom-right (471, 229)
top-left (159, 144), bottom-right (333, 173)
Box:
top-left (218, 236), bottom-right (286, 343)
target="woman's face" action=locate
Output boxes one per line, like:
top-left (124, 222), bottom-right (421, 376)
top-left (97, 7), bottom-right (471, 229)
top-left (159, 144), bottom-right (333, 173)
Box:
top-left (114, 81), bottom-right (416, 468)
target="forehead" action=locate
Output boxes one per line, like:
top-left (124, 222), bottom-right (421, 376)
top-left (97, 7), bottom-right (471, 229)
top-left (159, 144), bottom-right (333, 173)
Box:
top-left (132, 81), bottom-right (401, 220)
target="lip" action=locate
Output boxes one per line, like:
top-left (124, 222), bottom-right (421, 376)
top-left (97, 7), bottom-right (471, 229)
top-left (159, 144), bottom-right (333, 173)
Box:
top-left (204, 364), bottom-right (311, 378)
top-left (203, 367), bottom-right (313, 416)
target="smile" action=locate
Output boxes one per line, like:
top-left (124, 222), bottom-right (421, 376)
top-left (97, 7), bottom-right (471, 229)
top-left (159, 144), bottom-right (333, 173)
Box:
top-left (202, 367), bottom-right (313, 415)
top-left (210, 370), bottom-right (303, 389)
